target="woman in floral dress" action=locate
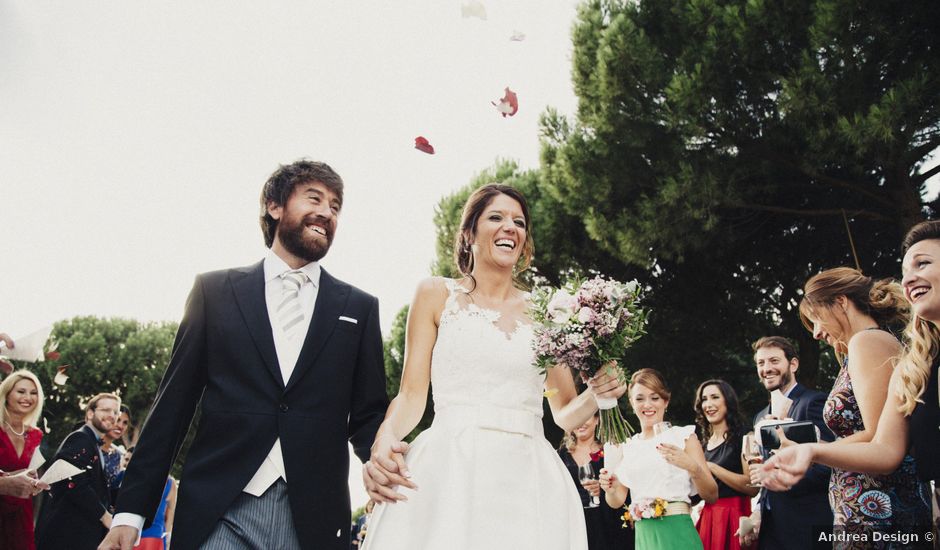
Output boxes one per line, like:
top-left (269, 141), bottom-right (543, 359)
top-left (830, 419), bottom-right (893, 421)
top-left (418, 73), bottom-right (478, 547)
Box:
top-left (799, 267), bottom-right (930, 547)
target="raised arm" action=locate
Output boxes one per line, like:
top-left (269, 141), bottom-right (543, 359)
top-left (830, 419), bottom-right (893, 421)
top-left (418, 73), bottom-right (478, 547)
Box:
top-left (837, 331), bottom-right (898, 445)
top-left (763, 368), bottom-right (910, 489)
top-left (545, 361), bottom-right (627, 433)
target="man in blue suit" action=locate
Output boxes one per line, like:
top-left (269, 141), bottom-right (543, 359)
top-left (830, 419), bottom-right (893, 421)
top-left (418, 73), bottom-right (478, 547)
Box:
top-left (746, 336), bottom-right (834, 550)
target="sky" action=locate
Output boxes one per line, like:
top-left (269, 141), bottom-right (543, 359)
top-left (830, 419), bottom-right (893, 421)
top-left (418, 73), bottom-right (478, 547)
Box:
top-left (1, 0), bottom-right (582, 510)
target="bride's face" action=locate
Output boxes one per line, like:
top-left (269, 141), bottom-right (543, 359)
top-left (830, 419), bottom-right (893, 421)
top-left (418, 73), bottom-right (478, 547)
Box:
top-left (471, 194), bottom-right (527, 271)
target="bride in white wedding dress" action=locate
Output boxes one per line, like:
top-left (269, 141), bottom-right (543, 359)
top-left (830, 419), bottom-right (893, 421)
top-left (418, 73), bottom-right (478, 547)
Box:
top-left (361, 184), bottom-right (627, 550)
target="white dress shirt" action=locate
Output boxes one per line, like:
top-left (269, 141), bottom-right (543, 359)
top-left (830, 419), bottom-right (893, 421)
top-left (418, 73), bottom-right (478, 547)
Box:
top-left (112, 251), bottom-right (320, 535)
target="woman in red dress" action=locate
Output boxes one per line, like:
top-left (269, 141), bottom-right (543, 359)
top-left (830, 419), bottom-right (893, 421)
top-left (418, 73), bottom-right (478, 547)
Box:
top-left (0, 370), bottom-right (45, 550)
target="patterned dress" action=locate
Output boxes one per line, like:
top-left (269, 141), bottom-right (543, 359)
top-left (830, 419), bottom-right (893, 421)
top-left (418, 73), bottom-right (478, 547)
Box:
top-left (823, 358), bottom-right (931, 548)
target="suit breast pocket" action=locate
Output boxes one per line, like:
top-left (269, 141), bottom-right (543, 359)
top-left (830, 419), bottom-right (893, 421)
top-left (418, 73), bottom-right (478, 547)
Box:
top-left (334, 318), bottom-right (361, 335)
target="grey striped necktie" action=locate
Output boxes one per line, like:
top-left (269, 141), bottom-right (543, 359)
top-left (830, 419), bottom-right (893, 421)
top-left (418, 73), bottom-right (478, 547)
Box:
top-left (278, 270), bottom-right (308, 341)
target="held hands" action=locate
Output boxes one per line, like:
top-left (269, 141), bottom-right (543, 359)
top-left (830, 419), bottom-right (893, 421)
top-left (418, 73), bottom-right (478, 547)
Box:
top-left (657, 443), bottom-right (696, 472)
top-left (363, 434), bottom-right (415, 503)
top-left (736, 509), bottom-right (761, 547)
top-left (97, 525), bottom-right (139, 550)
top-left (586, 361), bottom-right (627, 401)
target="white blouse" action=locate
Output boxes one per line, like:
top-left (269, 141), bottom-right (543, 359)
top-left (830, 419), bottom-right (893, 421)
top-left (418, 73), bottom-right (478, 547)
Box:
top-left (613, 425), bottom-right (698, 503)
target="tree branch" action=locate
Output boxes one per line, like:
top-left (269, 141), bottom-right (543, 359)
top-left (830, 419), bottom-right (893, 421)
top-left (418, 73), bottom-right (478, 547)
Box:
top-left (725, 202), bottom-right (891, 222)
top-left (913, 163), bottom-right (940, 185)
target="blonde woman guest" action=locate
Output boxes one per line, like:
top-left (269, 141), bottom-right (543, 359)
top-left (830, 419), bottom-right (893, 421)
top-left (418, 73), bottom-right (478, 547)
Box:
top-left (796, 267), bottom-right (930, 546)
top-left (600, 368), bottom-right (717, 550)
top-left (558, 412), bottom-right (635, 550)
top-left (764, 221), bottom-right (940, 505)
top-left (0, 370), bottom-right (45, 550)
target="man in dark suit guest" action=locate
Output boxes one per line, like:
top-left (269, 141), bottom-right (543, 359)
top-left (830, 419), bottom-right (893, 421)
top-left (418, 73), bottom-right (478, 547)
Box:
top-left (744, 336), bottom-right (834, 550)
top-left (36, 393), bottom-right (120, 550)
top-left (100, 159), bottom-right (388, 550)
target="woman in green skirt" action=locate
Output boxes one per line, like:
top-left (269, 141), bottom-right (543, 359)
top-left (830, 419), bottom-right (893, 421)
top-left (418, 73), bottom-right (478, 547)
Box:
top-left (600, 369), bottom-right (718, 549)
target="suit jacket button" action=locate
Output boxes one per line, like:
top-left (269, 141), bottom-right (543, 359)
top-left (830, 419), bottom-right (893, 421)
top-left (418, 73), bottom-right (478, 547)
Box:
top-left (279, 403), bottom-right (289, 413)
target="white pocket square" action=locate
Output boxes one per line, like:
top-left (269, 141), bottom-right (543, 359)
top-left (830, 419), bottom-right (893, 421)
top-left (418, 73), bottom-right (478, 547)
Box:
top-left (338, 316), bottom-right (358, 324)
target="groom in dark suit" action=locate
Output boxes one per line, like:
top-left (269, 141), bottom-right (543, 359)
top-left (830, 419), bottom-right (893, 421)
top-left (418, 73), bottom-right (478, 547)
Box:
top-left (99, 160), bottom-right (388, 550)
top-left (748, 336), bottom-right (834, 550)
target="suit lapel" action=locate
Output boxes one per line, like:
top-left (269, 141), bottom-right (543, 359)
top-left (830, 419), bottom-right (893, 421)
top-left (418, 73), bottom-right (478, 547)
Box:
top-left (231, 261), bottom-right (284, 387)
top-left (284, 268), bottom-right (349, 393)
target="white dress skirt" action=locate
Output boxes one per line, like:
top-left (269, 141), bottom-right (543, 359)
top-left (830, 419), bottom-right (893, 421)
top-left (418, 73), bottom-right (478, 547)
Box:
top-left (362, 280), bottom-right (587, 550)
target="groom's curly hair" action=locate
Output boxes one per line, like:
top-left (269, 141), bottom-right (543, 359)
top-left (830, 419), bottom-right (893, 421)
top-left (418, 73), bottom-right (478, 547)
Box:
top-left (259, 159), bottom-right (344, 248)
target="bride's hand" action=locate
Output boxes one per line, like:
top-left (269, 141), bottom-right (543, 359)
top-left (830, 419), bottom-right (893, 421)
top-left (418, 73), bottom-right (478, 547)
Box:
top-left (364, 435), bottom-right (415, 503)
top-left (588, 361), bottom-right (627, 400)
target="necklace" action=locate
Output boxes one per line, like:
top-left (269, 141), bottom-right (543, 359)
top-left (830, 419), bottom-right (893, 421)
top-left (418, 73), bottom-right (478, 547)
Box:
top-left (4, 421), bottom-right (25, 437)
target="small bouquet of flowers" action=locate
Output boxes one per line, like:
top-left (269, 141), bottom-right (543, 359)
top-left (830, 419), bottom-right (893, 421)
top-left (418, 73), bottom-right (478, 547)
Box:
top-left (530, 276), bottom-right (648, 443)
top-left (621, 497), bottom-right (668, 526)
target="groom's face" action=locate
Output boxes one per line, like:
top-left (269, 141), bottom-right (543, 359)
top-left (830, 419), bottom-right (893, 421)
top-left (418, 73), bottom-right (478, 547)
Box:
top-left (270, 181), bottom-right (340, 263)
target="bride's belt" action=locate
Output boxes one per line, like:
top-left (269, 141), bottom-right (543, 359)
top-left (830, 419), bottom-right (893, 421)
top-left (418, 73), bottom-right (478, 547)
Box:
top-left (433, 403), bottom-right (543, 438)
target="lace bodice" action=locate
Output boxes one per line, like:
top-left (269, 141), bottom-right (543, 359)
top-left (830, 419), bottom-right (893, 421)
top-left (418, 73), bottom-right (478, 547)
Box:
top-left (429, 279), bottom-right (543, 417)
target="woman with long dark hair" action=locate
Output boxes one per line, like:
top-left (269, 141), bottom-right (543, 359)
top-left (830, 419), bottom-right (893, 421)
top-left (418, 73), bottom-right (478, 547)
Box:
top-left (693, 380), bottom-right (757, 550)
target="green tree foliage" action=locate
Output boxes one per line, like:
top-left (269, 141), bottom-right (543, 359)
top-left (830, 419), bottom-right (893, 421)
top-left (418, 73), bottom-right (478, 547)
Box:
top-left (6, 316), bottom-right (178, 461)
top-left (528, 0), bottom-right (939, 420)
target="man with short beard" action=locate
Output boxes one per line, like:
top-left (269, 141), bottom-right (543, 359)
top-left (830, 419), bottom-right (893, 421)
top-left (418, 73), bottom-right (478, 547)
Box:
top-left (100, 160), bottom-right (388, 550)
top-left (743, 336), bottom-right (834, 550)
top-left (36, 393), bottom-right (120, 550)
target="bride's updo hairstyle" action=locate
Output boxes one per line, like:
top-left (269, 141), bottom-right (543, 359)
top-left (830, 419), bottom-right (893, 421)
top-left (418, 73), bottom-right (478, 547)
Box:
top-left (453, 183), bottom-right (534, 290)
top-left (897, 220), bottom-right (940, 415)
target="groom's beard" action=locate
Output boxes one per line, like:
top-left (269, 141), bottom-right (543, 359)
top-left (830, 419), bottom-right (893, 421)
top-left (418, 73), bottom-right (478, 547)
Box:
top-left (278, 215), bottom-right (334, 263)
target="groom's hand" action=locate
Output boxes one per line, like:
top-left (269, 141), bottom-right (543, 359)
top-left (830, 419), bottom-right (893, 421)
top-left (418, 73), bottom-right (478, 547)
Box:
top-left (98, 526), bottom-right (138, 550)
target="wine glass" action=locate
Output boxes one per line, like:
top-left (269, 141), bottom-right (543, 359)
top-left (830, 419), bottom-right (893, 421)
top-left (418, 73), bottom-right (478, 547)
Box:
top-left (653, 421), bottom-right (672, 437)
top-left (578, 463), bottom-right (600, 508)
top-left (743, 433), bottom-right (763, 487)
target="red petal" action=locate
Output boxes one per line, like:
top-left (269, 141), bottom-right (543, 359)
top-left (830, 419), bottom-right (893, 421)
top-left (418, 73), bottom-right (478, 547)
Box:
top-left (45, 351), bottom-right (61, 361)
top-left (414, 136), bottom-right (435, 154)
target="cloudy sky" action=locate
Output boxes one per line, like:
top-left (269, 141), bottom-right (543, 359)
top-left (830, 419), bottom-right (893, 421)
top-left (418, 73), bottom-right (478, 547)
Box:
top-left (1, 0), bottom-right (582, 509)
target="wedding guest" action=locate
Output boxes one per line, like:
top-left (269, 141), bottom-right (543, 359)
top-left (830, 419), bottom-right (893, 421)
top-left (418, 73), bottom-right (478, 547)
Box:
top-left (0, 370), bottom-right (45, 550)
top-left (797, 267), bottom-right (930, 545)
top-left (362, 184), bottom-right (627, 550)
top-left (558, 412), bottom-right (635, 550)
top-left (744, 337), bottom-right (833, 549)
top-left (692, 379), bottom-right (757, 550)
top-left (102, 406), bottom-right (130, 504)
top-left (763, 221), bottom-right (940, 505)
top-left (599, 368), bottom-right (717, 550)
top-left (36, 393), bottom-right (119, 550)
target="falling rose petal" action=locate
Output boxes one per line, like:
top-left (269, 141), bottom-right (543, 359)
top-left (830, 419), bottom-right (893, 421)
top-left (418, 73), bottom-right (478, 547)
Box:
top-left (45, 351), bottom-right (61, 361)
top-left (414, 136), bottom-right (435, 155)
top-left (460, 0), bottom-right (487, 20)
top-left (491, 87), bottom-right (519, 117)
top-left (543, 388), bottom-right (559, 398)
top-left (53, 365), bottom-right (71, 386)
top-left (510, 30), bottom-right (526, 41)
top-left (0, 359), bottom-right (12, 375)
top-left (43, 417), bottom-right (50, 434)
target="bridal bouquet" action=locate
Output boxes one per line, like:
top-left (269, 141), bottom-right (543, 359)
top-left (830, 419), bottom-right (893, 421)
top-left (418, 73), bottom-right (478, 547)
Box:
top-left (530, 276), bottom-right (648, 443)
